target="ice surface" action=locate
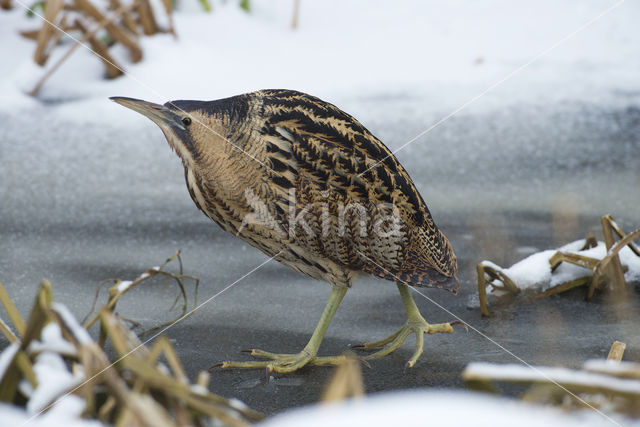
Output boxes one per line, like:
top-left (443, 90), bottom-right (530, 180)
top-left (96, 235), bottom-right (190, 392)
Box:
top-left (1, 0), bottom-right (639, 419)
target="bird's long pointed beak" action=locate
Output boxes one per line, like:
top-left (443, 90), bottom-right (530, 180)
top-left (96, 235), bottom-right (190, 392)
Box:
top-left (110, 96), bottom-right (184, 130)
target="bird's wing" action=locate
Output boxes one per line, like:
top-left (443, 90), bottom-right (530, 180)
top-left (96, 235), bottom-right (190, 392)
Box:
top-left (258, 90), bottom-right (458, 293)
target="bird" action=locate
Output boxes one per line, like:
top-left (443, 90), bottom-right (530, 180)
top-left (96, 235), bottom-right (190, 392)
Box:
top-left (111, 89), bottom-right (459, 373)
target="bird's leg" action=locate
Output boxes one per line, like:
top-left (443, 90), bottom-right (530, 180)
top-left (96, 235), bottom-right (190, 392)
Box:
top-left (356, 281), bottom-right (454, 368)
top-left (213, 286), bottom-right (348, 373)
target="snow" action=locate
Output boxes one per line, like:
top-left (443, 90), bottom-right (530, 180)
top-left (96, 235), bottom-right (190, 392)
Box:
top-left (464, 362), bottom-right (640, 395)
top-left (259, 389), bottom-right (635, 427)
top-left (1, 1), bottom-right (639, 424)
top-left (137, 266), bottom-right (160, 281)
top-left (116, 280), bottom-right (133, 293)
top-left (28, 351), bottom-right (83, 414)
top-left (0, 398), bottom-right (101, 427)
top-left (2, 0), bottom-right (640, 124)
top-left (190, 383), bottom-right (208, 395)
top-left (28, 323), bottom-right (78, 356)
top-left (484, 239), bottom-right (640, 293)
top-left (1, 0), bottom-right (639, 220)
top-left (584, 359), bottom-right (640, 378)
top-left (0, 343), bottom-right (19, 379)
top-left (228, 397), bottom-right (249, 411)
top-left (0, 307), bottom-right (96, 426)
top-left (49, 303), bottom-right (93, 345)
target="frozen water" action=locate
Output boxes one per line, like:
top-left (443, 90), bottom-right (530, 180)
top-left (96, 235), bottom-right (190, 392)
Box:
top-left (0, 0), bottom-right (639, 419)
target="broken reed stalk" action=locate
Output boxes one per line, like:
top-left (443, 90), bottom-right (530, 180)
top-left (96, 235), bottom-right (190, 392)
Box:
top-left (0, 268), bottom-right (260, 425)
top-left (33, 0), bottom-right (65, 65)
top-left (83, 250), bottom-right (200, 341)
top-left (291, 0), bottom-right (300, 29)
top-left (320, 352), bottom-right (365, 402)
top-left (29, 1), bottom-right (135, 96)
top-left (529, 276), bottom-right (590, 300)
top-left (464, 340), bottom-right (640, 415)
top-left (464, 363), bottom-right (640, 399)
top-left (110, 0), bottom-right (139, 35)
top-left (160, 0), bottom-right (176, 37)
top-left (136, 0), bottom-right (158, 35)
top-left (476, 264), bottom-right (491, 317)
top-left (476, 262), bottom-right (520, 317)
top-left (0, 281), bottom-right (26, 337)
top-left (75, 18), bottom-right (123, 78)
top-left (607, 341), bottom-right (626, 362)
top-left (600, 214), bottom-right (627, 293)
top-left (589, 226), bottom-right (640, 299)
top-left (73, 0), bottom-right (143, 61)
top-left (477, 214), bottom-right (639, 315)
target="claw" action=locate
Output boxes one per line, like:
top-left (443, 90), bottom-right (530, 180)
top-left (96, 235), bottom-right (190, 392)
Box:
top-left (450, 320), bottom-right (469, 332)
top-left (356, 319), bottom-right (455, 367)
top-left (360, 358), bottom-right (372, 369)
top-left (208, 363), bottom-right (223, 371)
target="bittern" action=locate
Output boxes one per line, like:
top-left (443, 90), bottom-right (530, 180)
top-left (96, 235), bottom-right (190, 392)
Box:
top-left (111, 89), bottom-right (459, 373)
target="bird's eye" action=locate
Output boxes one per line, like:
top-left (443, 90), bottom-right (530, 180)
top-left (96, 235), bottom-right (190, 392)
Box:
top-left (182, 117), bottom-right (192, 126)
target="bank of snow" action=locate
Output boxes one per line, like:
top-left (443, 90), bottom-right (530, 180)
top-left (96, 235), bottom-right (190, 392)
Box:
top-left (482, 238), bottom-right (640, 294)
top-left (1, 0), bottom-right (639, 125)
top-left (260, 389), bottom-right (635, 427)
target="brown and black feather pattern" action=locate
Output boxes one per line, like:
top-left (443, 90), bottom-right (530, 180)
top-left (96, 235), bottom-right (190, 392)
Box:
top-left (176, 89), bottom-right (458, 293)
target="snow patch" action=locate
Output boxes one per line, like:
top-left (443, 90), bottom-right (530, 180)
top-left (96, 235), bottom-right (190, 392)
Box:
top-left (0, 344), bottom-right (19, 379)
top-left (49, 303), bottom-right (93, 344)
top-left (28, 352), bottom-right (83, 414)
top-left (28, 323), bottom-right (77, 356)
top-left (464, 362), bottom-right (640, 395)
top-left (259, 389), bottom-right (630, 427)
top-left (116, 280), bottom-right (133, 293)
top-left (485, 239), bottom-right (640, 293)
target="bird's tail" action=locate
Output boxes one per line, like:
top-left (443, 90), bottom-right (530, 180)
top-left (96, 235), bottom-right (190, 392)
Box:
top-left (412, 269), bottom-right (460, 294)
top-left (363, 264), bottom-right (460, 294)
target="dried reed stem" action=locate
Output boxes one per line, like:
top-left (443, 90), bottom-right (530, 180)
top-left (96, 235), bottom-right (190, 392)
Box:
top-left (75, 18), bottom-right (123, 78)
top-left (29, 2), bottom-right (134, 96)
top-left (33, 0), bottom-right (65, 65)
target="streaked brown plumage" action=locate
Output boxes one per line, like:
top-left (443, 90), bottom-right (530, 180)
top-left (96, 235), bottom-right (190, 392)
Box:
top-left (111, 89), bottom-right (459, 372)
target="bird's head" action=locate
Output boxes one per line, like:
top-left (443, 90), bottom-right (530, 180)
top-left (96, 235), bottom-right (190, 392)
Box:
top-left (110, 96), bottom-right (248, 170)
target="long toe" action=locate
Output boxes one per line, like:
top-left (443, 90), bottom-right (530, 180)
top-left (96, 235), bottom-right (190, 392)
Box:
top-left (214, 351), bottom-right (313, 373)
top-left (358, 320), bottom-right (454, 366)
top-left (212, 349), bottom-right (349, 373)
top-left (354, 327), bottom-right (404, 350)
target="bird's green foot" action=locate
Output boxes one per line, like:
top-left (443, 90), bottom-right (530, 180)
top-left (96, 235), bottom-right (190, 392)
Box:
top-left (212, 286), bottom-right (351, 374)
top-left (212, 349), bottom-right (348, 373)
top-left (355, 317), bottom-right (454, 368)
